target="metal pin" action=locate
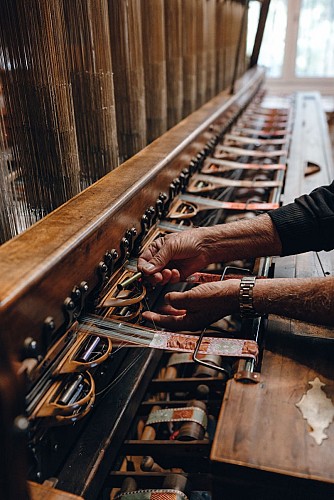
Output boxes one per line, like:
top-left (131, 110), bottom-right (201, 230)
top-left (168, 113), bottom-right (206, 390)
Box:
top-left (77, 336), bottom-right (101, 362)
top-left (58, 375), bottom-right (84, 406)
top-left (117, 272), bottom-right (142, 291)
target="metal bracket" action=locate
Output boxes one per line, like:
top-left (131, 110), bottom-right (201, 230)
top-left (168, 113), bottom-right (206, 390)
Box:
top-left (192, 329), bottom-right (230, 379)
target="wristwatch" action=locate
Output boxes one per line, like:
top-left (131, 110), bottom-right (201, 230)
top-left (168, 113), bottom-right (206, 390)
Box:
top-left (239, 275), bottom-right (259, 318)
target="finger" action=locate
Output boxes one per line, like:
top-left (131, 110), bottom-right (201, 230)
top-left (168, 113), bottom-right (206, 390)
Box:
top-left (137, 245), bottom-right (160, 271)
top-left (139, 239), bottom-right (175, 274)
top-left (142, 271), bottom-right (164, 285)
top-left (169, 268), bottom-right (181, 284)
top-left (160, 268), bottom-right (173, 286)
top-left (165, 290), bottom-right (197, 309)
top-left (157, 304), bottom-right (187, 315)
top-left (142, 310), bottom-right (189, 330)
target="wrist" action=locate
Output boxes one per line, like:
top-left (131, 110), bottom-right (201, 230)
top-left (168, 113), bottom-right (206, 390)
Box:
top-left (223, 279), bottom-right (240, 313)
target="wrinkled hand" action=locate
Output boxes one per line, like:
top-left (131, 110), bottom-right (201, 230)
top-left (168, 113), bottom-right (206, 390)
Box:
top-left (142, 280), bottom-right (239, 331)
top-left (137, 228), bottom-right (211, 285)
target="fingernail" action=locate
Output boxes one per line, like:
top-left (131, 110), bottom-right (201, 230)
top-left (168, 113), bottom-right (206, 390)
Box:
top-left (142, 263), bottom-right (155, 271)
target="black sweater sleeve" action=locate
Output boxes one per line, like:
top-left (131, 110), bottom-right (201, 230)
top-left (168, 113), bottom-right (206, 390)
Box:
top-left (268, 181), bottom-right (334, 255)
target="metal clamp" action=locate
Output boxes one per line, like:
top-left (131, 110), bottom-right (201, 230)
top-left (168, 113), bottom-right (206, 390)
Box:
top-left (192, 329), bottom-right (230, 378)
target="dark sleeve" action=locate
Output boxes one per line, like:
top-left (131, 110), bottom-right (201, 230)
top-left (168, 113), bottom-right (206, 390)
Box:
top-left (268, 181), bottom-right (334, 255)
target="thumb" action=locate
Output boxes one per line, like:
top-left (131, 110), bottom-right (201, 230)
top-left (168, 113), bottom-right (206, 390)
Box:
top-left (140, 244), bottom-right (174, 274)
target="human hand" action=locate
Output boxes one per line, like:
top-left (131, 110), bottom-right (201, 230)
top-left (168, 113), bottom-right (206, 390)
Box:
top-left (142, 279), bottom-right (240, 331)
top-left (137, 228), bottom-right (212, 286)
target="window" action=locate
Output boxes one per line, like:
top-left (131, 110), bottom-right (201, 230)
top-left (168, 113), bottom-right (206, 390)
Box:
top-left (296, 0), bottom-right (334, 77)
top-left (248, 0), bottom-right (334, 92)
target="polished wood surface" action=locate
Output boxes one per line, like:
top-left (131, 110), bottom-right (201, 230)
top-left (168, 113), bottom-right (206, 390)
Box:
top-left (29, 482), bottom-right (83, 500)
top-left (212, 330), bottom-right (334, 482)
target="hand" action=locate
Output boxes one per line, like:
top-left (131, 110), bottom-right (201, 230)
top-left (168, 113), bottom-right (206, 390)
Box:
top-left (142, 280), bottom-right (240, 331)
top-left (137, 228), bottom-right (211, 286)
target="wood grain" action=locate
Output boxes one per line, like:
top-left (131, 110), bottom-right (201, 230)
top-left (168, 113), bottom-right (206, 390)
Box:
top-left (211, 327), bottom-right (334, 483)
top-left (29, 482), bottom-right (83, 500)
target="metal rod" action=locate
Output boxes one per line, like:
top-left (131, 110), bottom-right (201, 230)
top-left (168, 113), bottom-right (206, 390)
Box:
top-left (117, 272), bottom-right (142, 290)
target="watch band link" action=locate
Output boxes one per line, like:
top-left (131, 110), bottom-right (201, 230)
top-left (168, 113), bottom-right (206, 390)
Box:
top-left (239, 275), bottom-right (259, 318)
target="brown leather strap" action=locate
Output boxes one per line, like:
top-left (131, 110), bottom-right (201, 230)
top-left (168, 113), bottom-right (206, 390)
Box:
top-left (202, 158), bottom-right (286, 174)
top-left (187, 174), bottom-right (282, 193)
top-left (214, 145), bottom-right (287, 158)
top-left (185, 272), bottom-right (266, 284)
top-left (149, 331), bottom-right (258, 361)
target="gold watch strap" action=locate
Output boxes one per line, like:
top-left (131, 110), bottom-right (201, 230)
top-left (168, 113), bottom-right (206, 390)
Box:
top-left (239, 276), bottom-right (259, 318)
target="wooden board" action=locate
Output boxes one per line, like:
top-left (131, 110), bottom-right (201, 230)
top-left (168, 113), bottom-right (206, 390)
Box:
top-left (212, 325), bottom-right (334, 491)
top-left (29, 482), bottom-right (83, 500)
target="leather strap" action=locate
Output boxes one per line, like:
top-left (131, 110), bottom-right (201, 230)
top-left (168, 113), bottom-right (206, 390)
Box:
top-left (214, 145), bottom-right (287, 158)
top-left (168, 195), bottom-right (279, 219)
top-left (202, 157), bottom-right (286, 173)
top-left (224, 133), bottom-right (287, 146)
top-left (146, 406), bottom-right (207, 429)
top-left (79, 317), bottom-right (259, 361)
top-left (149, 331), bottom-right (258, 361)
top-left (233, 127), bottom-right (289, 136)
top-left (187, 174), bottom-right (282, 193)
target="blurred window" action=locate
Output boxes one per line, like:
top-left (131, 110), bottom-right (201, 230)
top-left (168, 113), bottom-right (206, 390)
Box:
top-left (296, 0), bottom-right (334, 77)
top-left (247, 0), bottom-right (288, 78)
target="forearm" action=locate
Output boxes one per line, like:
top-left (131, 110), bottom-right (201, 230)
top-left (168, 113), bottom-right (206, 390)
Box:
top-left (253, 276), bottom-right (334, 326)
top-left (200, 213), bottom-right (282, 264)
top-left (143, 277), bottom-right (334, 331)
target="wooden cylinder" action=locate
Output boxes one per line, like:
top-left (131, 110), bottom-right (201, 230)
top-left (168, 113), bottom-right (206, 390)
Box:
top-left (162, 473), bottom-right (189, 493)
top-left (229, 0), bottom-right (247, 89)
top-left (164, 0), bottom-right (183, 129)
top-left (177, 400), bottom-right (207, 441)
top-left (223, 0), bottom-right (234, 89)
top-left (64, 0), bottom-right (119, 185)
top-left (141, 455), bottom-right (165, 472)
top-left (205, 0), bottom-right (217, 101)
top-left (216, 0), bottom-right (226, 93)
top-left (119, 477), bottom-right (137, 494)
top-left (193, 355), bottom-right (222, 378)
top-left (108, 0), bottom-right (147, 162)
top-left (196, 0), bottom-right (207, 109)
top-left (182, 0), bottom-right (197, 118)
top-left (141, 0), bottom-right (167, 144)
top-left (141, 405), bottom-right (161, 440)
top-left (164, 366), bottom-right (178, 379)
top-left (237, 1), bottom-right (248, 81)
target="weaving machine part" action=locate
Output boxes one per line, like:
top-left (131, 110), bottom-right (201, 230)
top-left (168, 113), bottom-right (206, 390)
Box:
top-left (0, 2), bottom-right (333, 500)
